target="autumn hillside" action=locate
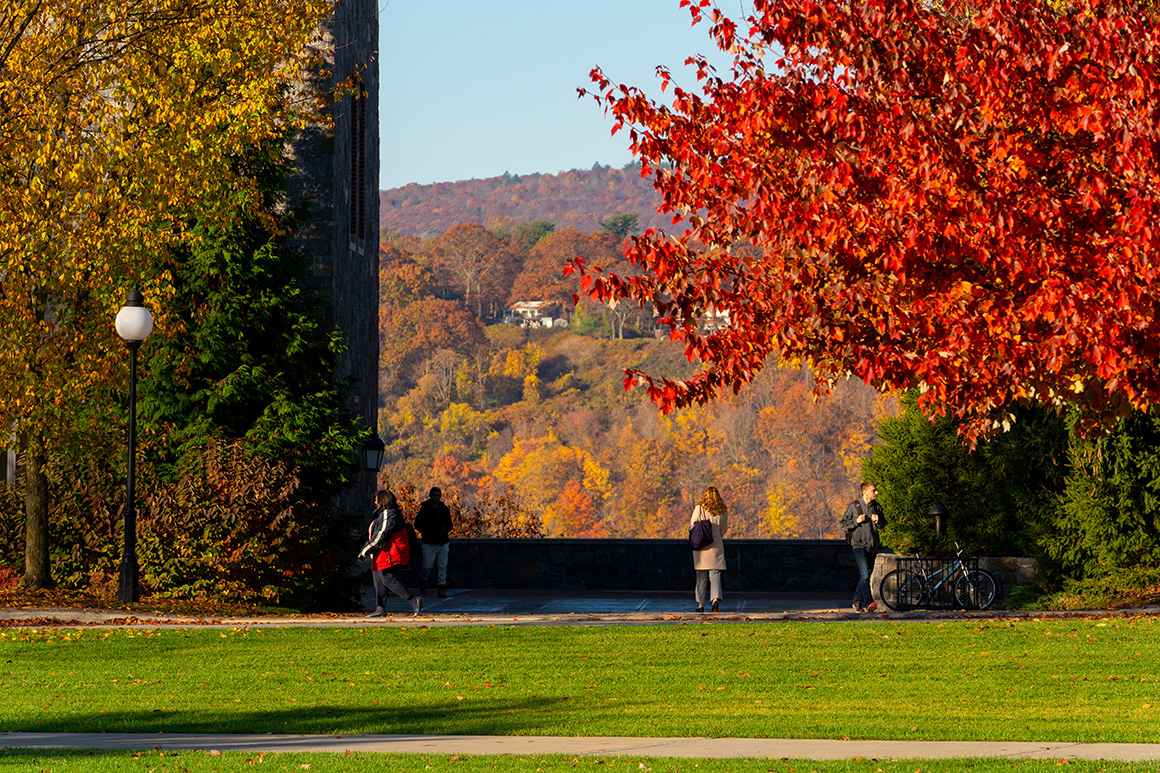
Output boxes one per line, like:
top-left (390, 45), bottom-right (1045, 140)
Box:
top-left (379, 164), bottom-right (670, 239)
top-left (378, 224), bottom-right (898, 539)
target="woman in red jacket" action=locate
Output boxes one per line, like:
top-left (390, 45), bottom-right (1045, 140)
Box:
top-left (359, 489), bottom-right (422, 617)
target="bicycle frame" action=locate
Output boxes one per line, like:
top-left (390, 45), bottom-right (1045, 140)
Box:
top-left (911, 555), bottom-right (973, 607)
top-left (880, 541), bottom-right (996, 611)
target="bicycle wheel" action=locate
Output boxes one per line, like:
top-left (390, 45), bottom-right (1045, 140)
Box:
top-left (879, 570), bottom-right (926, 611)
top-left (954, 569), bottom-right (997, 610)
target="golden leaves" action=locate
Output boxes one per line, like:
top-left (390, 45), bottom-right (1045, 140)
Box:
top-left (1, 0), bottom-right (332, 438)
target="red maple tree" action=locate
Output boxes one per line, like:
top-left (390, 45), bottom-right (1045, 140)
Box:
top-left (574, 0), bottom-right (1160, 440)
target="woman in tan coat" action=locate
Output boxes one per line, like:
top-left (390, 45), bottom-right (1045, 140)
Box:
top-left (690, 486), bottom-right (728, 612)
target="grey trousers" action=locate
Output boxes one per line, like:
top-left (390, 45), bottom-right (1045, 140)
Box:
top-left (694, 569), bottom-right (722, 605)
top-left (420, 542), bottom-right (450, 586)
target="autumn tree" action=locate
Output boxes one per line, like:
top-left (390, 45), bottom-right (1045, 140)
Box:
top-left (549, 480), bottom-right (610, 538)
top-left (380, 298), bottom-right (486, 396)
top-left (598, 253), bottom-right (650, 340)
top-left (509, 227), bottom-right (619, 308)
top-left (577, 0), bottom-right (1160, 441)
top-left (756, 374), bottom-right (854, 538)
top-left (430, 223), bottom-right (520, 321)
top-left (610, 419), bottom-right (681, 537)
top-left (379, 249), bottom-right (435, 306)
top-left (0, 0), bottom-right (332, 587)
top-left (491, 434), bottom-right (611, 536)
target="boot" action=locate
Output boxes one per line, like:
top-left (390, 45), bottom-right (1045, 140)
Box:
top-left (437, 585), bottom-right (447, 598)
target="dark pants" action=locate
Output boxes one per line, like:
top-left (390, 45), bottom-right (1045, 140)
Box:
top-left (373, 568), bottom-right (413, 609)
top-left (852, 547), bottom-right (876, 608)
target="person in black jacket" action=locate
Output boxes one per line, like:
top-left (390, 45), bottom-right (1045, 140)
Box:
top-left (414, 487), bottom-right (454, 597)
top-left (839, 481), bottom-right (887, 613)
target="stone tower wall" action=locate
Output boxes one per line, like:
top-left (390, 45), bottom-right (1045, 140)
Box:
top-left (285, 0), bottom-right (381, 519)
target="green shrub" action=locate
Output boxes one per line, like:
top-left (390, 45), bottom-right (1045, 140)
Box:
top-left (1047, 410), bottom-right (1160, 580)
top-left (865, 392), bottom-right (1067, 558)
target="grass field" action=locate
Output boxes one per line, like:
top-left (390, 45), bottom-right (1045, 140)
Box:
top-left (2, 749), bottom-right (1160, 773)
top-left (2, 617), bottom-right (1158, 743)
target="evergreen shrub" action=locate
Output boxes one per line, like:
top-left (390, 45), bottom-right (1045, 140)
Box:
top-left (1048, 410), bottom-right (1160, 580)
top-left (864, 392), bottom-right (1068, 559)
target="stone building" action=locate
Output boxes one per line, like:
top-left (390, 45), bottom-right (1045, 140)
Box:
top-left (285, 0), bottom-right (381, 515)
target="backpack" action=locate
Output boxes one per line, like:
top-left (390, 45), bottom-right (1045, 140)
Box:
top-left (843, 501), bottom-right (865, 545)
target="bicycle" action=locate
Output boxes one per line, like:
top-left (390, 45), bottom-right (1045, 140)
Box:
top-left (878, 541), bottom-right (998, 611)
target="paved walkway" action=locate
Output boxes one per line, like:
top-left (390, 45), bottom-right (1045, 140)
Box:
top-left (6, 732), bottom-right (1160, 761)
top-left (4, 589), bottom-right (1155, 628)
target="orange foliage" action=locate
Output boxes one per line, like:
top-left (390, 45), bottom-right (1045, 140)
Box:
top-left (508, 227), bottom-right (620, 307)
top-left (430, 223), bottom-right (519, 321)
top-left (431, 454), bottom-right (489, 500)
top-left (378, 213), bottom-right (900, 539)
top-left (549, 480), bottom-right (609, 539)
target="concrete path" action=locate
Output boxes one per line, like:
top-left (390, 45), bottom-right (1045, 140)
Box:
top-left (5, 732), bottom-right (1160, 761)
top-left (4, 589), bottom-right (1156, 628)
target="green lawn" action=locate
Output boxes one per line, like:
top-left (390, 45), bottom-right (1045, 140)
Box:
top-left (2, 750), bottom-right (1160, 773)
top-left (1, 618), bottom-right (1157, 743)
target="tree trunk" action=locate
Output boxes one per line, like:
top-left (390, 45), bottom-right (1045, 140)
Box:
top-left (23, 443), bottom-right (53, 588)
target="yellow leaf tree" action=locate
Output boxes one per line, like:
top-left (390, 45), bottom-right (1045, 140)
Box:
top-left (491, 434), bottom-right (611, 536)
top-left (0, 0), bottom-right (334, 587)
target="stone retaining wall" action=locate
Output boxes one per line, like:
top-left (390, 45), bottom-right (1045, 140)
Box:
top-left (870, 553), bottom-right (1037, 604)
top-left (441, 539), bottom-right (1035, 599)
top-left (446, 538), bottom-right (853, 592)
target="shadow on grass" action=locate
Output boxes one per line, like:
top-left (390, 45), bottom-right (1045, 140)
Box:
top-left (8, 696), bottom-right (571, 736)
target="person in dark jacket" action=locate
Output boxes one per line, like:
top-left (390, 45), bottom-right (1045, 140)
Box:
top-left (414, 487), bottom-right (454, 597)
top-left (359, 489), bottom-right (422, 617)
top-left (840, 481), bottom-right (887, 613)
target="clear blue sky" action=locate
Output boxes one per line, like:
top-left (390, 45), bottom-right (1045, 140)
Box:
top-left (378, 0), bottom-right (733, 189)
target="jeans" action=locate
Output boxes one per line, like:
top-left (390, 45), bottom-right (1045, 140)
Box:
top-left (421, 542), bottom-right (450, 586)
top-left (852, 547), bottom-right (876, 608)
top-left (694, 569), bottom-right (722, 606)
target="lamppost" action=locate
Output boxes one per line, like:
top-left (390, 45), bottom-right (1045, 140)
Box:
top-left (929, 504), bottom-right (948, 536)
top-left (115, 290), bottom-right (153, 603)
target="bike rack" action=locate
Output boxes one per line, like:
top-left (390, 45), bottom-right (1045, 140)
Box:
top-left (893, 556), bottom-right (980, 610)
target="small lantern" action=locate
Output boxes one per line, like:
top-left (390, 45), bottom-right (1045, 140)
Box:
top-left (363, 432), bottom-right (385, 472)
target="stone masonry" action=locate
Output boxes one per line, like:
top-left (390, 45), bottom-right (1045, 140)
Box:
top-left (285, 0), bottom-right (381, 517)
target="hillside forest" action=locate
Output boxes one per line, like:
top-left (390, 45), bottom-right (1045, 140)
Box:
top-left (379, 219), bottom-right (899, 539)
top-left (380, 164), bottom-right (671, 239)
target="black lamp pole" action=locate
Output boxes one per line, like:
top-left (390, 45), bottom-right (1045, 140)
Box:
top-left (115, 290), bottom-right (153, 604)
top-left (118, 338), bottom-right (141, 603)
